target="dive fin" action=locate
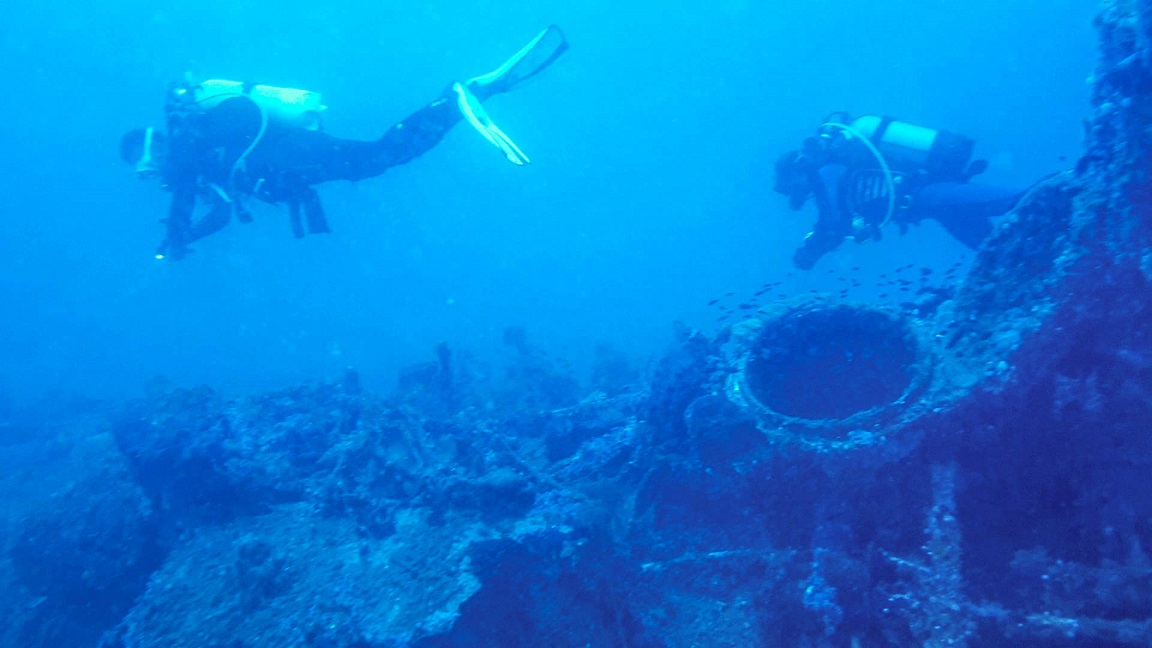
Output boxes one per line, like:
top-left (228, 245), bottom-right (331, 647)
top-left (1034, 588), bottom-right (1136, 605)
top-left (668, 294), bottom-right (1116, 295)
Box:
top-left (453, 82), bottom-right (531, 166)
top-left (468, 25), bottom-right (569, 97)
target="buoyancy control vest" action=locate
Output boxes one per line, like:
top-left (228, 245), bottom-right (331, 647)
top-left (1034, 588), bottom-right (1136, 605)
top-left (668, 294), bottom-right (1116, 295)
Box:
top-left (165, 78), bottom-right (333, 236)
top-left (813, 114), bottom-right (979, 231)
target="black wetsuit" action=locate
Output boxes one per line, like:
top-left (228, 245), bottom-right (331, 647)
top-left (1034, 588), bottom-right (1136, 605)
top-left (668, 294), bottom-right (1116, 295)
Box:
top-left (788, 133), bottom-right (1024, 269)
top-left (158, 89), bottom-right (465, 258)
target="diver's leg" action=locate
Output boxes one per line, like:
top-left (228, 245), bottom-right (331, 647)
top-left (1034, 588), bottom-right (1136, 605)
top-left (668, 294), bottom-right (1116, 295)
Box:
top-left (286, 95), bottom-right (464, 183)
top-left (254, 25), bottom-right (570, 188)
top-left (250, 122), bottom-right (456, 188)
top-left (278, 89), bottom-right (498, 185)
top-left (360, 26), bottom-right (569, 172)
top-left (911, 182), bottom-right (1024, 249)
top-left (933, 212), bottom-right (994, 249)
top-left (370, 95), bottom-right (466, 171)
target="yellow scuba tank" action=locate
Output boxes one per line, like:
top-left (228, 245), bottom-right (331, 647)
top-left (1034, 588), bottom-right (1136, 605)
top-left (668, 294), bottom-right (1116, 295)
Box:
top-left (189, 79), bottom-right (327, 130)
top-left (842, 115), bottom-right (974, 179)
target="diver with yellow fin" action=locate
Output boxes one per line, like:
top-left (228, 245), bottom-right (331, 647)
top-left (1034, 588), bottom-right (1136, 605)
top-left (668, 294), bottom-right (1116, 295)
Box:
top-left (119, 25), bottom-right (568, 260)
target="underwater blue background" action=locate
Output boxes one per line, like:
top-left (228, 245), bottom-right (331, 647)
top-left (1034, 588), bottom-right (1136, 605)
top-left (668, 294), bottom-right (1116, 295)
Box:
top-left (0, 0), bottom-right (1095, 404)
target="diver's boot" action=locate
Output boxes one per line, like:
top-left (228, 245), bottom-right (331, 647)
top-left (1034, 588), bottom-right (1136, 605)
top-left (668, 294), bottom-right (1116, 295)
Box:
top-left (466, 25), bottom-right (569, 101)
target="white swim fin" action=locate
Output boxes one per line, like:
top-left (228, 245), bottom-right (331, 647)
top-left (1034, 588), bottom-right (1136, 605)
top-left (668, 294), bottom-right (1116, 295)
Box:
top-left (468, 25), bottom-right (568, 97)
top-left (453, 81), bottom-right (531, 166)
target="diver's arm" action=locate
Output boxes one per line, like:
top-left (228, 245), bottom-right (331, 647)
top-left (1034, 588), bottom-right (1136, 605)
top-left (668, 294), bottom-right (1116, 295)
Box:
top-left (157, 182), bottom-right (233, 259)
top-left (158, 183), bottom-right (196, 260)
top-left (791, 165), bottom-right (850, 270)
top-left (185, 185), bottom-right (233, 243)
top-left (793, 231), bottom-right (844, 270)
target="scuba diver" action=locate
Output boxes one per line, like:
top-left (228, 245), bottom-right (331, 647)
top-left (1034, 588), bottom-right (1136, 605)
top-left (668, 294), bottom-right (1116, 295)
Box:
top-left (119, 26), bottom-right (568, 260)
top-left (773, 112), bottom-right (1025, 269)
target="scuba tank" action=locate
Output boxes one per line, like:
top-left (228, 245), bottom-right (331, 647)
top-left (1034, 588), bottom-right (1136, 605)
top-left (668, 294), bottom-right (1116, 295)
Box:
top-left (175, 79), bottom-right (327, 130)
top-left (815, 113), bottom-right (980, 232)
top-left (838, 115), bottom-right (975, 180)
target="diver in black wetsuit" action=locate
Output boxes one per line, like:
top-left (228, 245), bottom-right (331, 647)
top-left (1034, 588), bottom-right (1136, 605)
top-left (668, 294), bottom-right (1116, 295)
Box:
top-left (772, 112), bottom-right (1026, 269)
top-left (119, 26), bottom-right (568, 260)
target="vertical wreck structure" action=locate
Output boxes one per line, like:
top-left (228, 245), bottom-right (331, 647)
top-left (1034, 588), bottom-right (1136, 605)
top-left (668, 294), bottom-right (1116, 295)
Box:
top-left (638, 1), bottom-right (1152, 645)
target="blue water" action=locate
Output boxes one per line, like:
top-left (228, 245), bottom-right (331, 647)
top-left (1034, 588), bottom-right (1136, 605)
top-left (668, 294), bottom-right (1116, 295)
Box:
top-left (0, 0), bottom-right (1094, 404)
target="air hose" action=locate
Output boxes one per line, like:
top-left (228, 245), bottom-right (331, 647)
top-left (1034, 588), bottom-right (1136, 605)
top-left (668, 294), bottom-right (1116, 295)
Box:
top-left (820, 122), bottom-right (897, 229)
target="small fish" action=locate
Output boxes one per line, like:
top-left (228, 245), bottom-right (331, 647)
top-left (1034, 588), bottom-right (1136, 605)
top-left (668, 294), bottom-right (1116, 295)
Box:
top-left (738, 303), bottom-right (756, 310)
top-left (707, 298), bottom-right (721, 306)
